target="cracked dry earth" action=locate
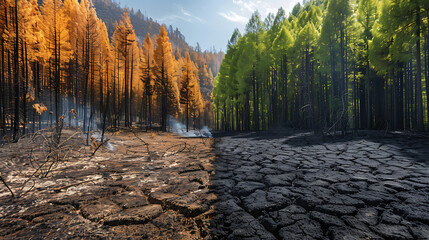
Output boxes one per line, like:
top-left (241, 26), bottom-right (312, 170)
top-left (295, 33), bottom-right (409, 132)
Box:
top-left (210, 132), bottom-right (429, 240)
top-left (0, 130), bottom-right (429, 239)
top-left (0, 130), bottom-right (216, 239)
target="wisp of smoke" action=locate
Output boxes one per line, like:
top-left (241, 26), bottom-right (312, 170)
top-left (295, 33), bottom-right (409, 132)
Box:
top-left (168, 116), bottom-right (212, 138)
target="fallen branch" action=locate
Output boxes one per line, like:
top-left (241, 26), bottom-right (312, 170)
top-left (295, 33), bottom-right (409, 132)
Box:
top-left (129, 128), bottom-right (150, 153)
top-left (91, 139), bottom-right (110, 156)
top-left (162, 142), bottom-right (188, 157)
top-left (57, 132), bottom-right (81, 149)
top-left (20, 180), bottom-right (36, 197)
top-left (0, 124), bottom-right (85, 198)
top-left (0, 175), bottom-right (15, 198)
top-left (53, 179), bottom-right (98, 193)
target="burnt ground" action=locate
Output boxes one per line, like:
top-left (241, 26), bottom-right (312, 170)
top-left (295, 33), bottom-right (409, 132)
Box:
top-left (0, 129), bottom-right (429, 239)
top-left (0, 129), bottom-right (216, 239)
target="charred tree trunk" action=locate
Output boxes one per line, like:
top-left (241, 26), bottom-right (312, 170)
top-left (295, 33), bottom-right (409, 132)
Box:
top-left (252, 67), bottom-right (258, 130)
top-left (12, 0), bottom-right (19, 141)
top-left (415, 11), bottom-right (424, 131)
top-left (0, 35), bottom-right (5, 134)
top-left (124, 37), bottom-right (129, 127)
top-left (129, 49), bottom-right (134, 126)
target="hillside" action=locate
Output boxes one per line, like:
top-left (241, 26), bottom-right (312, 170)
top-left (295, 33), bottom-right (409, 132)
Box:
top-left (92, 0), bottom-right (189, 51)
top-left (92, 0), bottom-right (224, 99)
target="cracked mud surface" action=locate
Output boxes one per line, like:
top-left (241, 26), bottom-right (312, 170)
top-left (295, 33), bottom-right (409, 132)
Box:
top-left (210, 132), bottom-right (429, 239)
top-left (0, 129), bottom-right (216, 239)
top-left (1, 129), bottom-right (429, 239)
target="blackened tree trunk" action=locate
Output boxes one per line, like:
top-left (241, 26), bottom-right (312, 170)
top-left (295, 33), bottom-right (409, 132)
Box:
top-left (415, 10), bottom-right (424, 131)
top-left (235, 95), bottom-right (239, 131)
top-left (13, 0), bottom-right (19, 141)
top-left (365, 40), bottom-right (371, 129)
top-left (0, 36), bottom-right (5, 134)
top-left (245, 91), bottom-right (250, 131)
top-left (340, 23), bottom-right (346, 133)
top-left (124, 37), bottom-right (129, 127)
top-left (22, 41), bottom-right (29, 134)
top-left (282, 55), bottom-right (288, 124)
top-left (129, 48), bottom-right (134, 126)
top-left (99, 56), bottom-right (103, 117)
top-left (252, 67), bottom-right (257, 130)
top-left (426, 27), bottom-right (429, 131)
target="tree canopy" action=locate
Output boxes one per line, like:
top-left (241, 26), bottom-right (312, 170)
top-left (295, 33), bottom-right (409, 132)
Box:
top-left (213, 0), bottom-right (429, 133)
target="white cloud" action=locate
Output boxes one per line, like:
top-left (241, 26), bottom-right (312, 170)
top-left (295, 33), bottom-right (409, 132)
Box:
top-left (161, 4), bottom-right (203, 24)
top-left (233, 0), bottom-right (256, 12)
top-left (218, 11), bottom-right (248, 23)
top-left (158, 15), bottom-right (190, 23)
top-left (231, 0), bottom-right (298, 17)
top-left (179, 6), bottom-right (203, 23)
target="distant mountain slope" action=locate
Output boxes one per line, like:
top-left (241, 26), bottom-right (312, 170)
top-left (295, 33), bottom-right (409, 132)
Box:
top-left (92, 0), bottom-right (223, 100)
top-left (93, 0), bottom-right (190, 52)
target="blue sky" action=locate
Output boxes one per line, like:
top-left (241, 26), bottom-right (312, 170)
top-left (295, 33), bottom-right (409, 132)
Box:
top-left (117, 0), bottom-right (301, 51)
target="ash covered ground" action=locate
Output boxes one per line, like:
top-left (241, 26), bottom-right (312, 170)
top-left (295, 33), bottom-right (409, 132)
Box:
top-left (0, 129), bottom-right (429, 239)
top-left (0, 128), bottom-right (216, 239)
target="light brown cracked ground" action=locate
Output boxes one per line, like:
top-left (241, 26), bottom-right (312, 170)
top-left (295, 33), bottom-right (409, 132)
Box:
top-left (0, 129), bottom-right (216, 239)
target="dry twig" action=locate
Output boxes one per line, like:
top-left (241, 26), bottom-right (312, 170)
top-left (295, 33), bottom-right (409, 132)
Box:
top-left (91, 139), bottom-right (110, 156)
top-left (53, 179), bottom-right (98, 193)
top-left (130, 128), bottom-right (150, 153)
top-left (0, 175), bottom-right (14, 198)
top-left (162, 142), bottom-right (190, 157)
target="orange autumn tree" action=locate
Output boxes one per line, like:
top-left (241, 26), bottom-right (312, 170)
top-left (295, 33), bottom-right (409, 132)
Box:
top-left (113, 10), bottom-right (138, 127)
top-left (97, 19), bottom-right (111, 119)
top-left (18, 0), bottom-right (45, 132)
top-left (140, 33), bottom-right (155, 129)
top-left (189, 77), bottom-right (203, 129)
top-left (179, 51), bottom-right (201, 131)
top-left (1, 0), bottom-right (45, 137)
top-left (0, 0), bottom-right (220, 137)
top-left (154, 24), bottom-right (179, 131)
top-left (41, 0), bottom-right (72, 131)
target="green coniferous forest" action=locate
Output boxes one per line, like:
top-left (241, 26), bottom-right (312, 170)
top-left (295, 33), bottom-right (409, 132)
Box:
top-left (213, 0), bottom-right (429, 133)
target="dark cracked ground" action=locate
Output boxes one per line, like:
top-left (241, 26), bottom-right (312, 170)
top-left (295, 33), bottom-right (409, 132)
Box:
top-left (1, 129), bottom-right (429, 239)
top-left (210, 131), bottom-right (429, 239)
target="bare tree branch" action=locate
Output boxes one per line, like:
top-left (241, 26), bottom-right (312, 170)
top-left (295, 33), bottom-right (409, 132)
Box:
top-left (0, 175), bottom-right (15, 198)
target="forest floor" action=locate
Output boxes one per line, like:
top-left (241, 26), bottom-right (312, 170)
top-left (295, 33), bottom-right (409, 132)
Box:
top-left (0, 128), bottom-right (429, 239)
